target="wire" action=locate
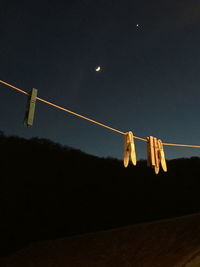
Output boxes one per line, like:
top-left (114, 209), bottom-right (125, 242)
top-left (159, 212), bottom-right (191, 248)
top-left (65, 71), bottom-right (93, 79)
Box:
top-left (1, 79), bottom-right (200, 149)
top-left (36, 96), bottom-right (126, 135)
top-left (0, 80), bottom-right (29, 95)
top-left (163, 142), bottom-right (200, 148)
top-left (0, 80), bottom-right (125, 136)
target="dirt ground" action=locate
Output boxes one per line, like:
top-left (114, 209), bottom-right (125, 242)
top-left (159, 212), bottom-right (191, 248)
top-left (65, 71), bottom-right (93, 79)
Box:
top-left (1, 213), bottom-right (200, 267)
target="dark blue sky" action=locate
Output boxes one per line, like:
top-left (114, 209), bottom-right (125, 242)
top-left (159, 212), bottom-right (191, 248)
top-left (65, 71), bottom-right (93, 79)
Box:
top-left (1, 0), bottom-right (200, 160)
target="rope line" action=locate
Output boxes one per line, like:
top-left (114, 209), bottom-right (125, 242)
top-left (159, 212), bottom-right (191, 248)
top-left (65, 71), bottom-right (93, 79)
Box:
top-left (36, 96), bottom-right (126, 135)
top-left (1, 79), bottom-right (200, 149)
top-left (163, 142), bottom-right (200, 148)
top-left (0, 80), bottom-right (29, 95)
top-left (0, 80), bottom-right (125, 136)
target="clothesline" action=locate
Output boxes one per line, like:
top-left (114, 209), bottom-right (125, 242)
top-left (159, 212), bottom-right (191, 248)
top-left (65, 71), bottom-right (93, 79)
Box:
top-left (0, 79), bottom-right (200, 149)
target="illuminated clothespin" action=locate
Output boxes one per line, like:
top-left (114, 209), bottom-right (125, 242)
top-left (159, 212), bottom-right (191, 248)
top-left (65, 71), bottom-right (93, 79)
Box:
top-left (147, 136), bottom-right (167, 174)
top-left (24, 88), bottom-right (38, 127)
top-left (158, 139), bottom-right (167, 172)
top-left (154, 137), bottom-right (160, 174)
top-left (147, 136), bottom-right (159, 174)
top-left (124, 131), bottom-right (136, 167)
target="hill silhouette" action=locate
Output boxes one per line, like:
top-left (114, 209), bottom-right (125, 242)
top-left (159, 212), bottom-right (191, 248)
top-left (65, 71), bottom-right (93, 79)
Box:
top-left (0, 131), bottom-right (200, 258)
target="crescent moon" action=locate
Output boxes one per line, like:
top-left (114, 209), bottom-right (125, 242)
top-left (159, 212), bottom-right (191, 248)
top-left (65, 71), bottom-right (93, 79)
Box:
top-left (95, 66), bottom-right (101, 72)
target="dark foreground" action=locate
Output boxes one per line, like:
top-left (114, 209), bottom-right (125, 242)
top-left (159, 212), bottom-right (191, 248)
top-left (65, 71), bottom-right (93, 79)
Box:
top-left (1, 133), bottom-right (200, 265)
top-left (1, 213), bottom-right (200, 267)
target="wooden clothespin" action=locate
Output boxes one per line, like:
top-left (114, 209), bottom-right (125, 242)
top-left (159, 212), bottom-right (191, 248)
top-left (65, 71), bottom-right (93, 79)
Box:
top-left (147, 136), bottom-right (158, 174)
top-left (147, 136), bottom-right (167, 174)
top-left (124, 131), bottom-right (137, 167)
top-left (154, 137), bottom-right (160, 174)
top-left (24, 88), bottom-right (38, 127)
top-left (158, 139), bottom-right (167, 172)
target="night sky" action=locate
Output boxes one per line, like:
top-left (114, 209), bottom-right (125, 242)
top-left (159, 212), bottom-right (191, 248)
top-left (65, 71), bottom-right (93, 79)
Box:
top-left (1, 0), bottom-right (200, 160)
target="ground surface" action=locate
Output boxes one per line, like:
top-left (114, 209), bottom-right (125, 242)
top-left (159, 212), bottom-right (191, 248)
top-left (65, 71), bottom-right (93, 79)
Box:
top-left (1, 213), bottom-right (200, 267)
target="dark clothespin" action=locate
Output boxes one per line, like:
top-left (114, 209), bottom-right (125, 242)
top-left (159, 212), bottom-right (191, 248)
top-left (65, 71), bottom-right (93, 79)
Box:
top-left (24, 88), bottom-right (38, 127)
top-left (124, 131), bottom-right (136, 167)
top-left (147, 136), bottom-right (167, 174)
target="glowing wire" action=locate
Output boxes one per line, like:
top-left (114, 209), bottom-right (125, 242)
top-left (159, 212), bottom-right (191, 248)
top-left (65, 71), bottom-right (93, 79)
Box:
top-left (1, 79), bottom-right (200, 149)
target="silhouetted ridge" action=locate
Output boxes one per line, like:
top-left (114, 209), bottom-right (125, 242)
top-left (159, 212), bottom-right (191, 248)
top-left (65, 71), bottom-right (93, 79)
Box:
top-left (0, 132), bottom-right (200, 257)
